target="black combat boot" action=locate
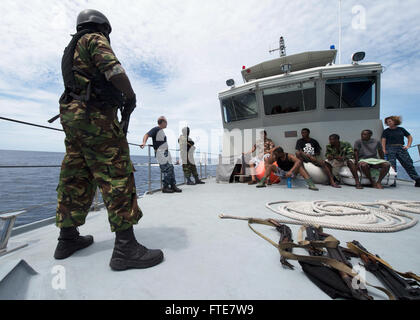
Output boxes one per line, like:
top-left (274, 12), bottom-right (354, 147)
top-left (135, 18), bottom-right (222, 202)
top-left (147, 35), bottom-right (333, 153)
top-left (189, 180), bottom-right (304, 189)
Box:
top-left (186, 177), bottom-right (195, 185)
top-left (109, 226), bottom-right (164, 271)
top-left (54, 227), bottom-right (94, 260)
top-left (162, 185), bottom-right (174, 193)
top-left (171, 184), bottom-right (182, 192)
top-left (415, 179), bottom-right (420, 187)
top-left (194, 175), bottom-right (205, 184)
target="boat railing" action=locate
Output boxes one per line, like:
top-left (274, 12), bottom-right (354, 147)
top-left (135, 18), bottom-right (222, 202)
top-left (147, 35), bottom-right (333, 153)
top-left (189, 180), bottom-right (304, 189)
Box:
top-left (0, 116), bottom-right (215, 252)
top-left (410, 144), bottom-right (420, 163)
top-left (0, 146), bottom-right (212, 255)
top-left (0, 210), bottom-right (27, 256)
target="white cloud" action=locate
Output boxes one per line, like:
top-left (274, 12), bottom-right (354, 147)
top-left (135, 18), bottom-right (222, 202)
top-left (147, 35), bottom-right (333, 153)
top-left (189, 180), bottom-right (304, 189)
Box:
top-left (1, 0), bottom-right (420, 153)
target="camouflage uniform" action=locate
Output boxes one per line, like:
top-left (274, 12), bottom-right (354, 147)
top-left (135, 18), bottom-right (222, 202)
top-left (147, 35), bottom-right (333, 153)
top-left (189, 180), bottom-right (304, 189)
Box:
top-left (56, 32), bottom-right (142, 232)
top-left (179, 132), bottom-right (199, 179)
top-left (325, 141), bottom-right (354, 160)
top-left (325, 141), bottom-right (355, 178)
top-left (182, 164), bottom-right (199, 179)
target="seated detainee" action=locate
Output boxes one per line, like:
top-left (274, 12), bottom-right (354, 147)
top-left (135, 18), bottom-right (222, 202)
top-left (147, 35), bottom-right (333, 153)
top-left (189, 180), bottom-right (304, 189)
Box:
top-left (324, 134), bottom-right (363, 189)
top-left (295, 128), bottom-right (323, 163)
top-left (256, 147), bottom-right (318, 191)
top-left (354, 129), bottom-right (391, 189)
top-left (243, 130), bottom-right (275, 185)
top-left (295, 128), bottom-right (340, 188)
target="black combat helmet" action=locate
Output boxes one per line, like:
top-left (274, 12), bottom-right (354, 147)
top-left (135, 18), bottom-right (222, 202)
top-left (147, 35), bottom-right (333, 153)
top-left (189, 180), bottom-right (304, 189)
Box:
top-left (76, 9), bottom-right (112, 33)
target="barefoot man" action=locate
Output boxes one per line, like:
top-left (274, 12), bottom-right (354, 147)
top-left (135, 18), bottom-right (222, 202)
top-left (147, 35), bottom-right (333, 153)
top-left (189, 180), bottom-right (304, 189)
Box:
top-left (354, 129), bottom-right (390, 189)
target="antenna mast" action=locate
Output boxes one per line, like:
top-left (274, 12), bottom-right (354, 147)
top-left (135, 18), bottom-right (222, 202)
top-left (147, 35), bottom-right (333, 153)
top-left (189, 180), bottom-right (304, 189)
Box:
top-left (269, 36), bottom-right (286, 57)
top-left (338, 0), bottom-right (342, 64)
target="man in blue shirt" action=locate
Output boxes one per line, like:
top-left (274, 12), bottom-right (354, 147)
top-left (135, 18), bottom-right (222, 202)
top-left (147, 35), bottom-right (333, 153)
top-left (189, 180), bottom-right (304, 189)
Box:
top-left (141, 116), bottom-right (182, 193)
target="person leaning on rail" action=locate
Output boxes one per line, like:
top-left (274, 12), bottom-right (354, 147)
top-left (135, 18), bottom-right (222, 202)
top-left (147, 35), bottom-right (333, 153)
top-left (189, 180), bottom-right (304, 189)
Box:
top-left (54, 9), bottom-right (164, 271)
top-left (140, 116), bottom-right (182, 193)
top-left (381, 116), bottom-right (420, 187)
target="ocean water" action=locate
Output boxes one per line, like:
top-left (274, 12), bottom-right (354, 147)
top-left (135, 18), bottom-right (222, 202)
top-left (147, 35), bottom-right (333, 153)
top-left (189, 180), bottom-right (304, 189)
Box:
top-left (0, 149), bottom-right (217, 227)
top-left (0, 149), bottom-right (418, 228)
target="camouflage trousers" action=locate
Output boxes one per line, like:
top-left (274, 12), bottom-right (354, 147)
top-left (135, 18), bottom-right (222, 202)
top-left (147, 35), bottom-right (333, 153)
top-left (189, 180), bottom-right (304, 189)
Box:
top-left (56, 115), bottom-right (142, 232)
top-left (182, 163), bottom-right (199, 179)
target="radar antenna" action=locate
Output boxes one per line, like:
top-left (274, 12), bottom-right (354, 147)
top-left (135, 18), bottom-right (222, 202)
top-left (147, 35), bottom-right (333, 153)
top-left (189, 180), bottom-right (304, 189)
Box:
top-left (269, 36), bottom-right (286, 57)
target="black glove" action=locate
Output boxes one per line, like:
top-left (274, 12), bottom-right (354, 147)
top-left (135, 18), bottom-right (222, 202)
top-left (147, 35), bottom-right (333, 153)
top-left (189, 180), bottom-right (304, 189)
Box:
top-left (120, 94), bottom-right (136, 136)
top-left (122, 95), bottom-right (136, 118)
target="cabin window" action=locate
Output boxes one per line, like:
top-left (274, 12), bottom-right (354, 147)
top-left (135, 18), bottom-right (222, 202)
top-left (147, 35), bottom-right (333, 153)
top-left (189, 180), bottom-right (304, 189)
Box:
top-left (263, 82), bottom-right (316, 115)
top-left (325, 76), bottom-right (376, 109)
top-left (222, 92), bottom-right (258, 123)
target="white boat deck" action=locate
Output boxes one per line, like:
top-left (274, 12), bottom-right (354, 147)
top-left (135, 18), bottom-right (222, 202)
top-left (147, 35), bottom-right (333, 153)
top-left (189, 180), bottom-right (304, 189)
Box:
top-left (1, 177), bottom-right (419, 300)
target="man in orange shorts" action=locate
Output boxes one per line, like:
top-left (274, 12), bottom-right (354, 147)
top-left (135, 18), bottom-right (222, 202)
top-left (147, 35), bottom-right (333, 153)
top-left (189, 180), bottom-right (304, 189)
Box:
top-left (243, 130), bottom-right (275, 184)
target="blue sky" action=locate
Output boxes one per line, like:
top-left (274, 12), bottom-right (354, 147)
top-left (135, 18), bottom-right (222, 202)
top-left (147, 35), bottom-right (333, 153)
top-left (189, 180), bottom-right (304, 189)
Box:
top-left (0, 0), bottom-right (419, 158)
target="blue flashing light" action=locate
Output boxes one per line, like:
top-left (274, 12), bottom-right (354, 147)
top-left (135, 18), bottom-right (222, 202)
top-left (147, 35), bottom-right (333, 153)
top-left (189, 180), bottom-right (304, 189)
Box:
top-left (330, 45), bottom-right (335, 50)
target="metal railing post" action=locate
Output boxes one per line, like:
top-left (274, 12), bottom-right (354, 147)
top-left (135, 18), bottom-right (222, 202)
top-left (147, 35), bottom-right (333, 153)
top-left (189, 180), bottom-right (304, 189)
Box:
top-left (199, 152), bottom-right (203, 178)
top-left (204, 152), bottom-right (207, 178)
top-left (0, 211), bottom-right (27, 256)
top-left (148, 145), bottom-right (152, 193)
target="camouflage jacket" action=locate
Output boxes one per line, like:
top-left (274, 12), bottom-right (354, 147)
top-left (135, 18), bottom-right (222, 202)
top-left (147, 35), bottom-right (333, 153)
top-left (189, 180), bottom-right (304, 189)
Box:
top-left (60, 32), bottom-right (121, 122)
top-left (325, 141), bottom-right (354, 160)
top-left (179, 134), bottom-right (196, 164)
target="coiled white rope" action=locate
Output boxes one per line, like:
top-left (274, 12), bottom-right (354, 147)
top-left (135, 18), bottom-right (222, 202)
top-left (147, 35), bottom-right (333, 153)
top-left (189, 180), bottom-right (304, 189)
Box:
top-left (265, 200), bottom-right (419, 232)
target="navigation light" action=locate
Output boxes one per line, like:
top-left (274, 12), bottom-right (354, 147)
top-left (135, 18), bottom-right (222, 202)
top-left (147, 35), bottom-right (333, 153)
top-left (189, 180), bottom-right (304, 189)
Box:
top-left (226, 79), bottom-right (235, 87)
top-left (351, 51), bottom-right (365, 65)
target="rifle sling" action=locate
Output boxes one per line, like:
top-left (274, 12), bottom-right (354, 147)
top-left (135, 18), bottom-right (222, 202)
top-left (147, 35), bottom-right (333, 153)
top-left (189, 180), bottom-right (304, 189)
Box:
top-left (346, 242), bottom-right (420, 282)
top-left (246, 218), bottom-right (395, 300)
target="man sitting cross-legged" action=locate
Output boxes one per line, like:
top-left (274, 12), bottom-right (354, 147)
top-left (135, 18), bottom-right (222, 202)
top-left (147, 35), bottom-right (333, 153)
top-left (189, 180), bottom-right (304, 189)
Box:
top-left (354, 129), bottom-right (391, 189)
top-left (256, 147), bottom-right (319, 191)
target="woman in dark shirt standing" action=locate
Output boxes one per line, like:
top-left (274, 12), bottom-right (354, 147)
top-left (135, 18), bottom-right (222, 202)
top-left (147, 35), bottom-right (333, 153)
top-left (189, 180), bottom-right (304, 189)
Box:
top-left (381, 116), bottom-right (420, 187)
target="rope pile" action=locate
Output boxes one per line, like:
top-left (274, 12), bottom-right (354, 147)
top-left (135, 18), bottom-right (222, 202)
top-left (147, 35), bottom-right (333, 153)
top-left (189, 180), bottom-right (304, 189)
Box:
top-left (265, 200), bottom-right (420, 232)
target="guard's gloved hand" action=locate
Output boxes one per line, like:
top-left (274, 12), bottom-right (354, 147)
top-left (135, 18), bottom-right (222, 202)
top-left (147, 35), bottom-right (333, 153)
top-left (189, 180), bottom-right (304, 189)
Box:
top-left (120, 94), bottom-right (136, 136)
top-left (109, 71), bottom-right (136, 136)
top-left (122, 94), bottom-right (136, 119)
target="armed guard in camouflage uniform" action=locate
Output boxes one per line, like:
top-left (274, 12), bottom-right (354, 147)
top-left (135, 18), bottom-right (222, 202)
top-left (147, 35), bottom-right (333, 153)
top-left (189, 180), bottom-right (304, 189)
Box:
top-left (54, 9), bottom-right (164, 271)
top-left (178, 127), bottom-right (205, 185)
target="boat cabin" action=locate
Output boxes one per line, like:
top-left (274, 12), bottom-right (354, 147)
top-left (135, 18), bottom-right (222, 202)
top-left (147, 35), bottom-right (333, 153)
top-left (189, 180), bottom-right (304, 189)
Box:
top-left (218, 49), bottom-right (383, 157)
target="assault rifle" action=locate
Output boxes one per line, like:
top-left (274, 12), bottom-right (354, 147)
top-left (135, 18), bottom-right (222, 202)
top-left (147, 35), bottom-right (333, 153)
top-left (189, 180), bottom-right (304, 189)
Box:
top-left (268, 219), bottom-right (294, 270)
top-left (349, 241), bottom-right (420, 300)
top-left (305, 226), bottom-right (372, 300)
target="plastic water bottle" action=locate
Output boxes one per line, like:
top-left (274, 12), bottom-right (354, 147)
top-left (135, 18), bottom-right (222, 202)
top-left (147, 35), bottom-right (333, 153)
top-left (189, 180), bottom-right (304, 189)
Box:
top-left (287, 177), bottom-right (292, 188)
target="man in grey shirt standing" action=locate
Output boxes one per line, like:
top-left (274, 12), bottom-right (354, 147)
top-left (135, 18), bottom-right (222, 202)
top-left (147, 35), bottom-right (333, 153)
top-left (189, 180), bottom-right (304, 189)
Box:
top-left (140, 116), bottom-right (182, 193)
top-left (354, 129), bottom-right (391, 189)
